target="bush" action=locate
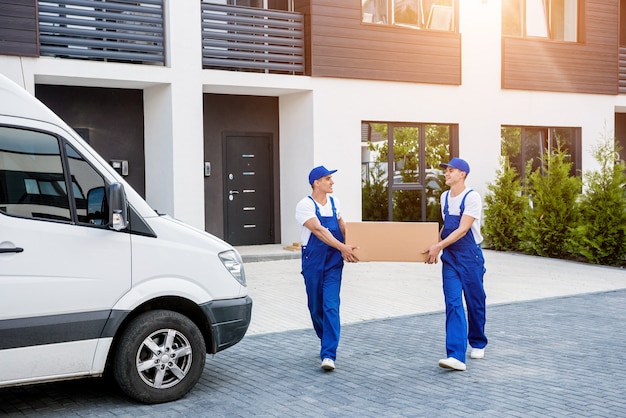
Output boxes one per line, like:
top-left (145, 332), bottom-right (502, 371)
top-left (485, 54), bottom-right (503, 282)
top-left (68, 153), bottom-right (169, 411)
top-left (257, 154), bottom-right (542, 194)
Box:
top-left (483, 159), bottom-right (527, 251)
top-left (572, 137), bottom-right (626, 266)
top-left (393, 189), bottom-right (420, 221)
top-left (521, 146), bottom-right (581, 258)
top-left (362, 162), bottom-right (388, 221)
top-left (484, 131), bottom-right (626, 267)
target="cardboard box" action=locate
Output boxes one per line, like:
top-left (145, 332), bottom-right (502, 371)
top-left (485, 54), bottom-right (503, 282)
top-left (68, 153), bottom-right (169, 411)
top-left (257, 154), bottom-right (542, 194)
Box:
top-left (345, 222), bottom-right (440, 262)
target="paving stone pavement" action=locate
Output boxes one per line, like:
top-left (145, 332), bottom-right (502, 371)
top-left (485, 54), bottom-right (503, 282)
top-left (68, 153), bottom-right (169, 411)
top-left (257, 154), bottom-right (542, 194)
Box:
top-left (1, 249), bottom-right (626, 417)
top-left (2, 290), bottom-right (626, 417)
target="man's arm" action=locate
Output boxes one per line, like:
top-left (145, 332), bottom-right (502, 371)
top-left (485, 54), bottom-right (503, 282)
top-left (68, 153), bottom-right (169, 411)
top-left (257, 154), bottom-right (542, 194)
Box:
top-left (423, 214), bottom-right (475, 264)
top-left (338, 216), bottom-right (347, 239)
top-left (303, 216), bottom-right (359, 262)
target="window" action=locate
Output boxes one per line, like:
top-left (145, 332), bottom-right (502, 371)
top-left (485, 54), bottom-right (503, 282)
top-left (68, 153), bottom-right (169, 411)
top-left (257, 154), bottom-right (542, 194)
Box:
top-left (501, 126), bottom-right (581, 180)
top-left (0, 127), bottom-right (71, 221)
top-left (362, 0), bottom-right (456, 31)
top-left (361, 121), bottom-right (457, 222)
top-left (503, 0), bottom-right (579, 42)
top-left (65, 143), bottom-right (109, 225)
top-left (214, 0), bottom-right (292, 11)
top-left (0, 126), bottom-right (108, 225)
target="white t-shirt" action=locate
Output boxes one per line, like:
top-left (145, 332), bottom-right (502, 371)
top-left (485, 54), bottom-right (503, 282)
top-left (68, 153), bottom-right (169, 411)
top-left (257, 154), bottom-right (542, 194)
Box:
top-left (440, 187), bottom-right (483, 244)
top-left (295, 195), bottom-right (342, 246)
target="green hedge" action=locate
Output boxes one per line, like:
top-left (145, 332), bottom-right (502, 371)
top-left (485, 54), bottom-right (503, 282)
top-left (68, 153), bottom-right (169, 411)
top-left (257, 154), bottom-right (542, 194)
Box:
top-left (484, 136), bottom-right (626, 267)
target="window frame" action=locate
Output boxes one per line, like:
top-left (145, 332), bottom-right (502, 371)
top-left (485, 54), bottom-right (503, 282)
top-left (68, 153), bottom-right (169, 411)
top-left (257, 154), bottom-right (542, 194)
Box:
top-left (362, 121), bottom-right (458, 222)
top-left (0, 124), bottom-right (109, 227)
top-left (361, 0), bottom-right (458, 32)
top-left (501, 125), bottom-right (582, 183)
top-left (503, 0), bottom-right (582, 43)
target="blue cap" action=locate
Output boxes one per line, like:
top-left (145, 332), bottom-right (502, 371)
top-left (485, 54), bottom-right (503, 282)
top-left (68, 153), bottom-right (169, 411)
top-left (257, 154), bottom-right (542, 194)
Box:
top-left (308, 165), bottom-right (337, 185)
top-left (440, 157), bottom-right (470, 174)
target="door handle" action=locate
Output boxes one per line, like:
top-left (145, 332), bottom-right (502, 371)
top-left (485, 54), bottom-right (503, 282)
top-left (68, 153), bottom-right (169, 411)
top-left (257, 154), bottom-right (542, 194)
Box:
top-left (0, 247), bottom-right (24, 253)
top-left (229, 190), bottom-right (239, 195)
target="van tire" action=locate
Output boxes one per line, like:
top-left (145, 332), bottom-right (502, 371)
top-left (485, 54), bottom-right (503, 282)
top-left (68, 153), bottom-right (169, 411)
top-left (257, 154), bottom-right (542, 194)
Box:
top-left (112, 310), bottom-right (206, 404)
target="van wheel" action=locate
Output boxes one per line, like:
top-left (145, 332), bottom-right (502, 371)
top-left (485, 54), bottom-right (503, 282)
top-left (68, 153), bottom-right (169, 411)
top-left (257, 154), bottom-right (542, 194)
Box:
top-left (112, 310), bottom-right (206, 404)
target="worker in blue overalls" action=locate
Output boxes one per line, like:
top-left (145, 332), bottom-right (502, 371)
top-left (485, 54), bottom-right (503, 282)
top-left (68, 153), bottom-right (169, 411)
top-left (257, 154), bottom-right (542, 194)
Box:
top-left (295, 166), bottom-right (359, 371)
top-left (423, 158), bottom-right (487, 371)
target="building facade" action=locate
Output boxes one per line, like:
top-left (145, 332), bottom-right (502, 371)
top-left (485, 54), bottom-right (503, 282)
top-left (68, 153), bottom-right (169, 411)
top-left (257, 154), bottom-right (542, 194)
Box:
top-left (1, 0), bottom-right (625, 246)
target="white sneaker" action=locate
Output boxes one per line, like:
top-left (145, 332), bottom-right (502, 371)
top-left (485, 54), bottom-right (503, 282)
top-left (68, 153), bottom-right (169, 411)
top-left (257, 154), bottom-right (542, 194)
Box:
top-left (438, 357), bottom-right (466, 371)
top-left (321, 358), bottom-right (335, 371)
top-left (470, 348), bottom-right (485, 359)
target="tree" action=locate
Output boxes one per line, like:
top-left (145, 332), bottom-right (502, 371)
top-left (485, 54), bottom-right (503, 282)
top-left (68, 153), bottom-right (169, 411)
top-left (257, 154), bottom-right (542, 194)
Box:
top-left (521, 143), bottom-right (581, 258)
top-left (572, 134), bottom-right (626, 266)
top-left (483, 158), bottom-right (527, 251)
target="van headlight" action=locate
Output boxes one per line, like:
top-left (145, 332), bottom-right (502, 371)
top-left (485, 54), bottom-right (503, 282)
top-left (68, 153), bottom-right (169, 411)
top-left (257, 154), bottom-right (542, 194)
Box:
top-left (219, 250), bottom-right (246, 286)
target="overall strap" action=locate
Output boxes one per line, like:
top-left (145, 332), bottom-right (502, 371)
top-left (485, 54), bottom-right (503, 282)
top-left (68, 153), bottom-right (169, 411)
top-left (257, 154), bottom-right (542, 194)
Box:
top-left (307, 195), bottom-right (321, 220)
top-left (444, 189), bottom-right (474, 216)
top-left (459, 189), bottom-right (474, 216)
top-left (329, 196), bottom-right (337, 218)
top-left (308, 195), bottom-right (337, 219)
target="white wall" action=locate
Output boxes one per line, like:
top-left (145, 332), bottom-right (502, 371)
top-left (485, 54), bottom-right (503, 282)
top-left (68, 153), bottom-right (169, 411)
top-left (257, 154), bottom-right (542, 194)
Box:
top-left (272, 0), bottom-right (622, 246)
top-left (456, 0), bottom-right (502, 196)
top-left (160, 0), bottom-right (205, 227)
top-left (289, 79), bottom-right (620, 244)
top-left (144, 84), bottom-right (175, 215)
top-left (3, 0), bottom-right (626, 245)
top-left (279, 91), bottom-right (314, 244)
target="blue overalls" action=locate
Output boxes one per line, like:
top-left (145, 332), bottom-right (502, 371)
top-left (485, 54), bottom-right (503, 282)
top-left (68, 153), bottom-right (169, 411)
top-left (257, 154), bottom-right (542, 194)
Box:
top-left (301, 196), bottom-right (344, 361)
top-left (440, 190), bottom-right (487, 362)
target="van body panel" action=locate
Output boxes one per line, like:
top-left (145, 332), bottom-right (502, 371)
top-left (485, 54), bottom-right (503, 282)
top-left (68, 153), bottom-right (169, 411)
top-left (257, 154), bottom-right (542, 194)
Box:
top-left (111, 276), bottom-right (216, 311)
top-left (0, 339), bottom-right (100, 385)
top-left (0, 80), bottom-right (63, 127)
top-left (201, 296), bottom-right (253, 353)
top-left (132, 216), bottom-right (245, 300)
top-left (0, 211), bottom-right (131, 320)
top-left (0, 72), bottom-right (251, 403)
top-left (0, 310), bottom-right (112, 350)
top-left (92, 337), bottom-right (114, 373)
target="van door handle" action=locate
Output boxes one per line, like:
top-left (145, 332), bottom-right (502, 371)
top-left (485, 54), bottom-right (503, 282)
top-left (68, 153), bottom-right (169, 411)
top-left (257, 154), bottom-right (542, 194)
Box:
top-left (0, 247), bottom-right (24, 253)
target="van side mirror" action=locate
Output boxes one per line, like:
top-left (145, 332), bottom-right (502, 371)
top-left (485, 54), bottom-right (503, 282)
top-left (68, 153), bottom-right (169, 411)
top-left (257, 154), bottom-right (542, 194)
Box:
top-left (108, 182), bottom-right (128, 231)
top-left (86, 186), bottom-right (107, 225)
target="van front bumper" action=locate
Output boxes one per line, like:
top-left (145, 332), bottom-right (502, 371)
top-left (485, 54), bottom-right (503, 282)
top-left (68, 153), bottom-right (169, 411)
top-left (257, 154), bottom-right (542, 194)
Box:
top-left (200, 296), bottom-right (253, 353)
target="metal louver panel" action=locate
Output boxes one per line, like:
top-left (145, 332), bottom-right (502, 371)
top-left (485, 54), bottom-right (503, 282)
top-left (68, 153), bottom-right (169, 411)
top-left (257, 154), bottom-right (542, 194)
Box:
top-left (201, 2), bottom-right (304, 75)
top-left (38, 0), bottom-right (165, 65)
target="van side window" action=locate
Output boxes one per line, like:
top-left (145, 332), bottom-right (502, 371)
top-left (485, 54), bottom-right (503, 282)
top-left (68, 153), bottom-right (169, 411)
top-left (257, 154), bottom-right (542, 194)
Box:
top-left (65, 143), bottom-right (108, 225)
top-left (0, 126), bottom-right (71, 221)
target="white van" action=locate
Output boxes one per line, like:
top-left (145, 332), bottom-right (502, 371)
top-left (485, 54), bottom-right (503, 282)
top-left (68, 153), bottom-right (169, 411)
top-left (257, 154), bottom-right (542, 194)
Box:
top-left (0, 74), bottom-right (252, 404)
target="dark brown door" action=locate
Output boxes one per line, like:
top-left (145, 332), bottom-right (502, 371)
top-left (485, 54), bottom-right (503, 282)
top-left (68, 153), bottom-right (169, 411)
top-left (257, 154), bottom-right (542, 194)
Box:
top-left (223, 134), bottom-right (274, 245)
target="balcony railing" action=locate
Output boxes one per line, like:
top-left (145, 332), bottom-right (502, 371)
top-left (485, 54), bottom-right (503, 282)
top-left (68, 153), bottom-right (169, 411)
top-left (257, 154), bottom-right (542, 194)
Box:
top-left (620, 47), bottom-right (626, 94)
top-left (38, 0), bottom-right (165, 65)
top-left (201, 2), bottom-right (304, 75)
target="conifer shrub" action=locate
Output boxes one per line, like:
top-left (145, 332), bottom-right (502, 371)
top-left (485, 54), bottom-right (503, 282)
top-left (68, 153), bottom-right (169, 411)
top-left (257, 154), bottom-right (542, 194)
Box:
top-left (520, 146), bottom-right (582, 259)
top-left (362, 162), bottom-right (388, 221)
top-left (483, 159), bottom-right (527, 251)
top-left (572, 137), bottom-right (626, 266)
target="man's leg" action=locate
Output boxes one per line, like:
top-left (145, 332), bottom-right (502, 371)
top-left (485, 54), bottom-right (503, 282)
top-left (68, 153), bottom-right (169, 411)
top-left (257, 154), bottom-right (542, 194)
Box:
top-left (303, 270), bottom-right (324, 339)
top-left (442, 262), bottom-right (467, 362)
top-left (463, 255), bottom-right (487, 350)
top-left (320, 267), bottom-right (342, 361)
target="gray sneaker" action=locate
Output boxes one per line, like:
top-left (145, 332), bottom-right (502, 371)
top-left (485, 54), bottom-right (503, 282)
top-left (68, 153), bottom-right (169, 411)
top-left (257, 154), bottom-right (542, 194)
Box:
top-left (438, 357), bottom-right (466, 371)
top-left (321, 358), bottom-right (335, 371)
